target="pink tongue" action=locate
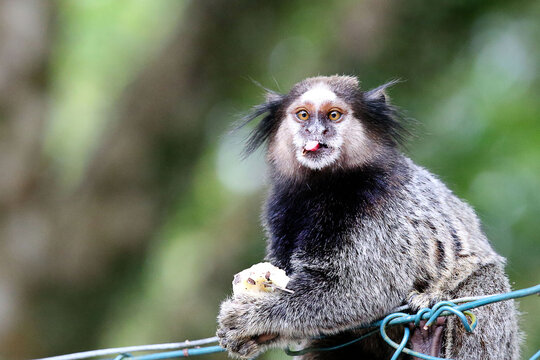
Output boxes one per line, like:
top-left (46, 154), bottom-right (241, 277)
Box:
top-left (305, 141), bottom-right (320, 152)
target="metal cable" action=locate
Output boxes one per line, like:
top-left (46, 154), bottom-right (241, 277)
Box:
top-left (35, 284), bottom-right (540, 360)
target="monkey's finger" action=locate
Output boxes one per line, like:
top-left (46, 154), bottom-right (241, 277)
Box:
top-left (231, 339), bottom-right (259, 359)
top-left (216, 327), bottom-right (227, 339)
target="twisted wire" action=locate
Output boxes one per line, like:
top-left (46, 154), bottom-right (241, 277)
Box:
top-left (378, 304), bottom-right (476, 360)
top-left (35, 284), bottom-right (540, 360)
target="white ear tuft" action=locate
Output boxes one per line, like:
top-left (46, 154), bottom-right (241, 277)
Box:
top-left (365, 79), bottom-right (401, 103)
top-left (265, 91), bottom-right (282, 103)
top-left (366, 89), bottom-right (388, 103)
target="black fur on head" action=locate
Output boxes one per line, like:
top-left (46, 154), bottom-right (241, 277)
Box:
top-left (360, 79), bottom-right (410, 148)
top-left (235, 88), bottom-right (286, 158)
top-left (237, 76), bottom-right (409, 157)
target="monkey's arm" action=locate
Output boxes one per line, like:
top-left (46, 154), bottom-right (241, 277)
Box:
top-left (217, 263), bottom-right (409, 358)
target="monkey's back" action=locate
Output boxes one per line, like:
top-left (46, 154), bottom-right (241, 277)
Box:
top-left (395, 157), bottom-right (506, 308)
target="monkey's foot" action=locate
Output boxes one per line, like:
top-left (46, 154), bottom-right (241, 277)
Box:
top-left (406, 290), bottom-right (445, 310)
top-left (408, 317), bottom-right (447, 359)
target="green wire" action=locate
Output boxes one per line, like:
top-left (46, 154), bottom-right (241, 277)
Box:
top-left (37, 283), bottom-right (540, 360)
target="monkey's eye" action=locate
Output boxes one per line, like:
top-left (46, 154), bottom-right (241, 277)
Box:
top-left (328, 110), bottom-right (342, 121)
top-left (296, 110), bottom-right (310, 121)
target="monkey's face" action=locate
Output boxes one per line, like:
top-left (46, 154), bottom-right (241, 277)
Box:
top-left (270, 79), bottom-right (374, 173)
top-left (285, 83), bottom-right (348, 170)
top-left (246, 76), bottom-right (403, 178)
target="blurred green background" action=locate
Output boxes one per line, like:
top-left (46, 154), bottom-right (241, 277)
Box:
top-left (0, 0), bottom-right (539, 359)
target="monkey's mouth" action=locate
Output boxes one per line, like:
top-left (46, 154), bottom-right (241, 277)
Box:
top-left (302, 141), bottom-right (329, 156)
top-left (297, 139), bottom-right (339, 169)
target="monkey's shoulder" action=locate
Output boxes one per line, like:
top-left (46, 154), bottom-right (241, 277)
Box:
top-left (394, 159), bottom-right (505, 270)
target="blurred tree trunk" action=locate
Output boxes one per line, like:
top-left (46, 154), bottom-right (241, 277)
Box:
top-left (0, 0), bottom-right (54, 356)
top-left (0, 0), bottom-right (291, 358)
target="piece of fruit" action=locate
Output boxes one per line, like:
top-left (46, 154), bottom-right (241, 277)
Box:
top-left (232, 262), bottom-right (292, 296)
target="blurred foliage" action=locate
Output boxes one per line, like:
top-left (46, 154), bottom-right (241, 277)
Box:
top-left (47, 0), bottom-right (185, 185)
top-left (0, 0), bottom-right (539, 359)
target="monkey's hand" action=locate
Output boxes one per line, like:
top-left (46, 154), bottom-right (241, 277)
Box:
top-left (217, 295), bottom-right (281, 359)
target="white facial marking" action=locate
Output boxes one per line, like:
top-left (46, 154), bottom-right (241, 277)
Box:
top-left (299, 83), bottom-right (337, 109)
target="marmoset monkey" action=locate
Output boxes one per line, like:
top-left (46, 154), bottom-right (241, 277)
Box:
top-left (217, 76), bottom-right (520, 359)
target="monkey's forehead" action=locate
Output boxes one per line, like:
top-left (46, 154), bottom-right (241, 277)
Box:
top-left (299, 83), bottom-right (337, 104)
top-left (286, 83), bottom-right (351, 114)
top-left (288, 75), bottom-right (360, 101)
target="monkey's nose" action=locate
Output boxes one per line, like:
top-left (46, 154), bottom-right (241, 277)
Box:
top-left (305, 125), bottom-right (328, 136)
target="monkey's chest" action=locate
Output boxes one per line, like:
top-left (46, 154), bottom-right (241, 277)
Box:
top-left (266, 188), bottom-right (377, 273)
